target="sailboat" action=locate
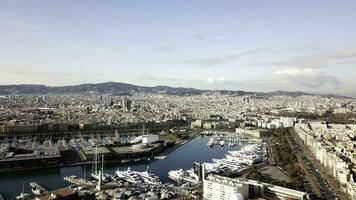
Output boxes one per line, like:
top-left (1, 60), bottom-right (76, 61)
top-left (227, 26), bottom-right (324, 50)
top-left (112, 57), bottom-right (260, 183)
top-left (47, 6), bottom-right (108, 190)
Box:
top-left (91, 145), bottom-right (99, 180)
top-left (91, 146), bottom-right (109, 182)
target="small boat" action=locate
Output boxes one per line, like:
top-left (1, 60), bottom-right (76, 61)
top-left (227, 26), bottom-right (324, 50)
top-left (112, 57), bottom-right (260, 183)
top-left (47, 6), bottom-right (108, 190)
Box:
top-left (16, 183), bottom-right (30, 200)
top-left (31, 188), bottom-right (42, 196)
top-left (220, 140), bottom-right (225, 147)
top-left (15, 193), bottom-right (30, 200)
top-left (207, 139), bottom-right (214, 148)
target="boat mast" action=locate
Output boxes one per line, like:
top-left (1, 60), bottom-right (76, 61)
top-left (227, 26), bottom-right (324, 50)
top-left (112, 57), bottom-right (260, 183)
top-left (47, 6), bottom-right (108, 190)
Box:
top-left (94, 145), bottom-right (98, 175)
top-left (22, 182), bottom-right (24, 193)
top-left (84, 165), bottom-right (86, 179)
top-left (101, 154), bottom-right (104, 175)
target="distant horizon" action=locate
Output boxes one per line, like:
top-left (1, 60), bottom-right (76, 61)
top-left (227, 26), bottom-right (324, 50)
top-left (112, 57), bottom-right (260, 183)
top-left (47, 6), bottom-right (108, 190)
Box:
top-left (0, 81), bottom-right (354, 98)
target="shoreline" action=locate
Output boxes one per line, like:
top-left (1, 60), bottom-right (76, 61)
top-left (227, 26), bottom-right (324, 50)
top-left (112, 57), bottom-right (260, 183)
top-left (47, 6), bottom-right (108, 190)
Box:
top-left (0, 132), bottom-right (201, 174)
top-left (157, 131), bottom-right (200, 157)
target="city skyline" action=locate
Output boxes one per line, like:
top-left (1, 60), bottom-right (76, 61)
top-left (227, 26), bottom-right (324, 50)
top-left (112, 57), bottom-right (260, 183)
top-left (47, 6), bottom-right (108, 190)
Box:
top-left (1, 0), bottom-right (356, 96)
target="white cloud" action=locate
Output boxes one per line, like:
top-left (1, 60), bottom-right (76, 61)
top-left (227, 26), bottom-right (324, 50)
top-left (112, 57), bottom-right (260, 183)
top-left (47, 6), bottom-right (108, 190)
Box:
top-left (275, 67), bottom-right (339, 89)
top-left (275, 67), bottom-right (319, 77)
top-left (163, 49), bottom-right (264, 67)
top-left (274, 49), bottom-right (356, 67)
top-left (206, 77), bottom-right (227, 84)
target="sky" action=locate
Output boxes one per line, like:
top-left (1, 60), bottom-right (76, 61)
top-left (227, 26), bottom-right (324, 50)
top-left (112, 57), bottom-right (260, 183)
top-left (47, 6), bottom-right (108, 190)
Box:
top-left (1, 0), bottom-right (356, 96)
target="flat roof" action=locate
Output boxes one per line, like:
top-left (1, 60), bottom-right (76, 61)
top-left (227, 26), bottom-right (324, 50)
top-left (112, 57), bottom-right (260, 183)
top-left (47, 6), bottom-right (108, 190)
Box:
top-left (82, 147), bottom-right (111, 155)
top-left (111, 145), bottom-right (156, 154)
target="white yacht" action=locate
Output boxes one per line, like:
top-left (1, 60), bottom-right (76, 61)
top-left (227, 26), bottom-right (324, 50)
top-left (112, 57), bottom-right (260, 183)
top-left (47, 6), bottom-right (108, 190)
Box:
top-left (115, 167), bottom-right (143, 184)
top-left (168, 168), bottom-right (188, 181)
top-left (202, 162), bottom-right (226, 174)
top-left (219, 140), bottom-right (225, 147)
top-left (139, 167), bottom-right (161, 185)
top-left (168, 168), bottom-right (198, 183)
top-left (225, 155), bottom-right (253, 165)
top-left (212, 158), bottom-right (242, 171)
top-left (206, 138), bottom-right (214, 147)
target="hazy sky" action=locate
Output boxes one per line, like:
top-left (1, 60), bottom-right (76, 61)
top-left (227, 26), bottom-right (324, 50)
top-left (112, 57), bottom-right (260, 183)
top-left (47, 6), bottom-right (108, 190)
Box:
top-left (1, 0), bottom-right (356, 96)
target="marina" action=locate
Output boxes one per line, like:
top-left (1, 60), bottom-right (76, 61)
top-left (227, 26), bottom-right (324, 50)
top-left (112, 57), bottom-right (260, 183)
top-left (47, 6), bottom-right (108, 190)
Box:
top-left (0, 135), bottom-right (244, 198)
top-left (166, 142), bottom-right (267, 186)
top-left (115, 167), bottom-right (161, 185)
top-left (204, 131), bottom-right (262, 148)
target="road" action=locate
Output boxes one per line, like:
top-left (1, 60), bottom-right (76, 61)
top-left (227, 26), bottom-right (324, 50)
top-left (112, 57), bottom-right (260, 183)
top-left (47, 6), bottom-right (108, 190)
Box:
top-left (266, 137), bottom-right (275, 165)
top-left (288, 131), bottom-right (335, 200)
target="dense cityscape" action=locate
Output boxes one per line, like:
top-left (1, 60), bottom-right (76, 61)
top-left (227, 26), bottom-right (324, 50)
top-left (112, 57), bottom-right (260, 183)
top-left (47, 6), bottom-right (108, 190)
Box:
top-left (0, 89), bottom-right (355, 200)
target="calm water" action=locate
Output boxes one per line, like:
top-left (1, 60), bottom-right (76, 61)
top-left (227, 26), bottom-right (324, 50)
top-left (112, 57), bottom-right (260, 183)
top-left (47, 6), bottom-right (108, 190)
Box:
top-left (0, 136), bottom-right (241, 198)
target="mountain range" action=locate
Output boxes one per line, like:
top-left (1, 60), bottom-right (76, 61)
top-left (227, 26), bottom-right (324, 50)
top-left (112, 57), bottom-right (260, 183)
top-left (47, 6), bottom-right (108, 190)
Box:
top-left (0, 82), bottom-right (350, 98)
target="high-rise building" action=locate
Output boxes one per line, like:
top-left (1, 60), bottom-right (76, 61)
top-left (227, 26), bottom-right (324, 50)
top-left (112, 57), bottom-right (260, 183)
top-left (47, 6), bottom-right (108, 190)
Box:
top-left (122, 99), bottom-right (132, 111)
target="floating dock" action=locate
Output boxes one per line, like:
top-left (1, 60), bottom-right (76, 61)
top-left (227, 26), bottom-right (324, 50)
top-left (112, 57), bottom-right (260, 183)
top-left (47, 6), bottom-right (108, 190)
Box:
top-left (64, 176), bottom-right (95, 188)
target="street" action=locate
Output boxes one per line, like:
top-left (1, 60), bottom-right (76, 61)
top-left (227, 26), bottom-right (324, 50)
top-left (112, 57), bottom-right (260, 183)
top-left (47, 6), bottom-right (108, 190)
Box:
top-left (288, 131), bottom-right (335, 200)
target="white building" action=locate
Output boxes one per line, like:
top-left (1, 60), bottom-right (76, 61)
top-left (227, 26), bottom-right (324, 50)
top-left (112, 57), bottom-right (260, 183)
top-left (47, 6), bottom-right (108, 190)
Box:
top-left (246, 179), bottom-right (307, 200)
top-left (203, 175), bottom-right (248, 200)
top-left (191, 119), bottom-right (203, 128)
top-left (280, 117), bottom-right (296, 128)
top-left (347, 179), bottom-right (356, 200)
top-left (333, 161), bottom-right (350, 185)
top-left (294, 123), bottom-right (356, 199)
top-left (142, 134), bottom-right (158, 144)
top-left (235, 128), bottom-right (270, 138)
top-left (203, 174), bottom-right (307, 200)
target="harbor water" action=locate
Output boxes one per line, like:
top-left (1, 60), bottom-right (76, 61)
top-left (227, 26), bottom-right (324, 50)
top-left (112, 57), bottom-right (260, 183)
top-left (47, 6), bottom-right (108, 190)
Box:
top-left (0, 135), bottom-right (241, 198)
